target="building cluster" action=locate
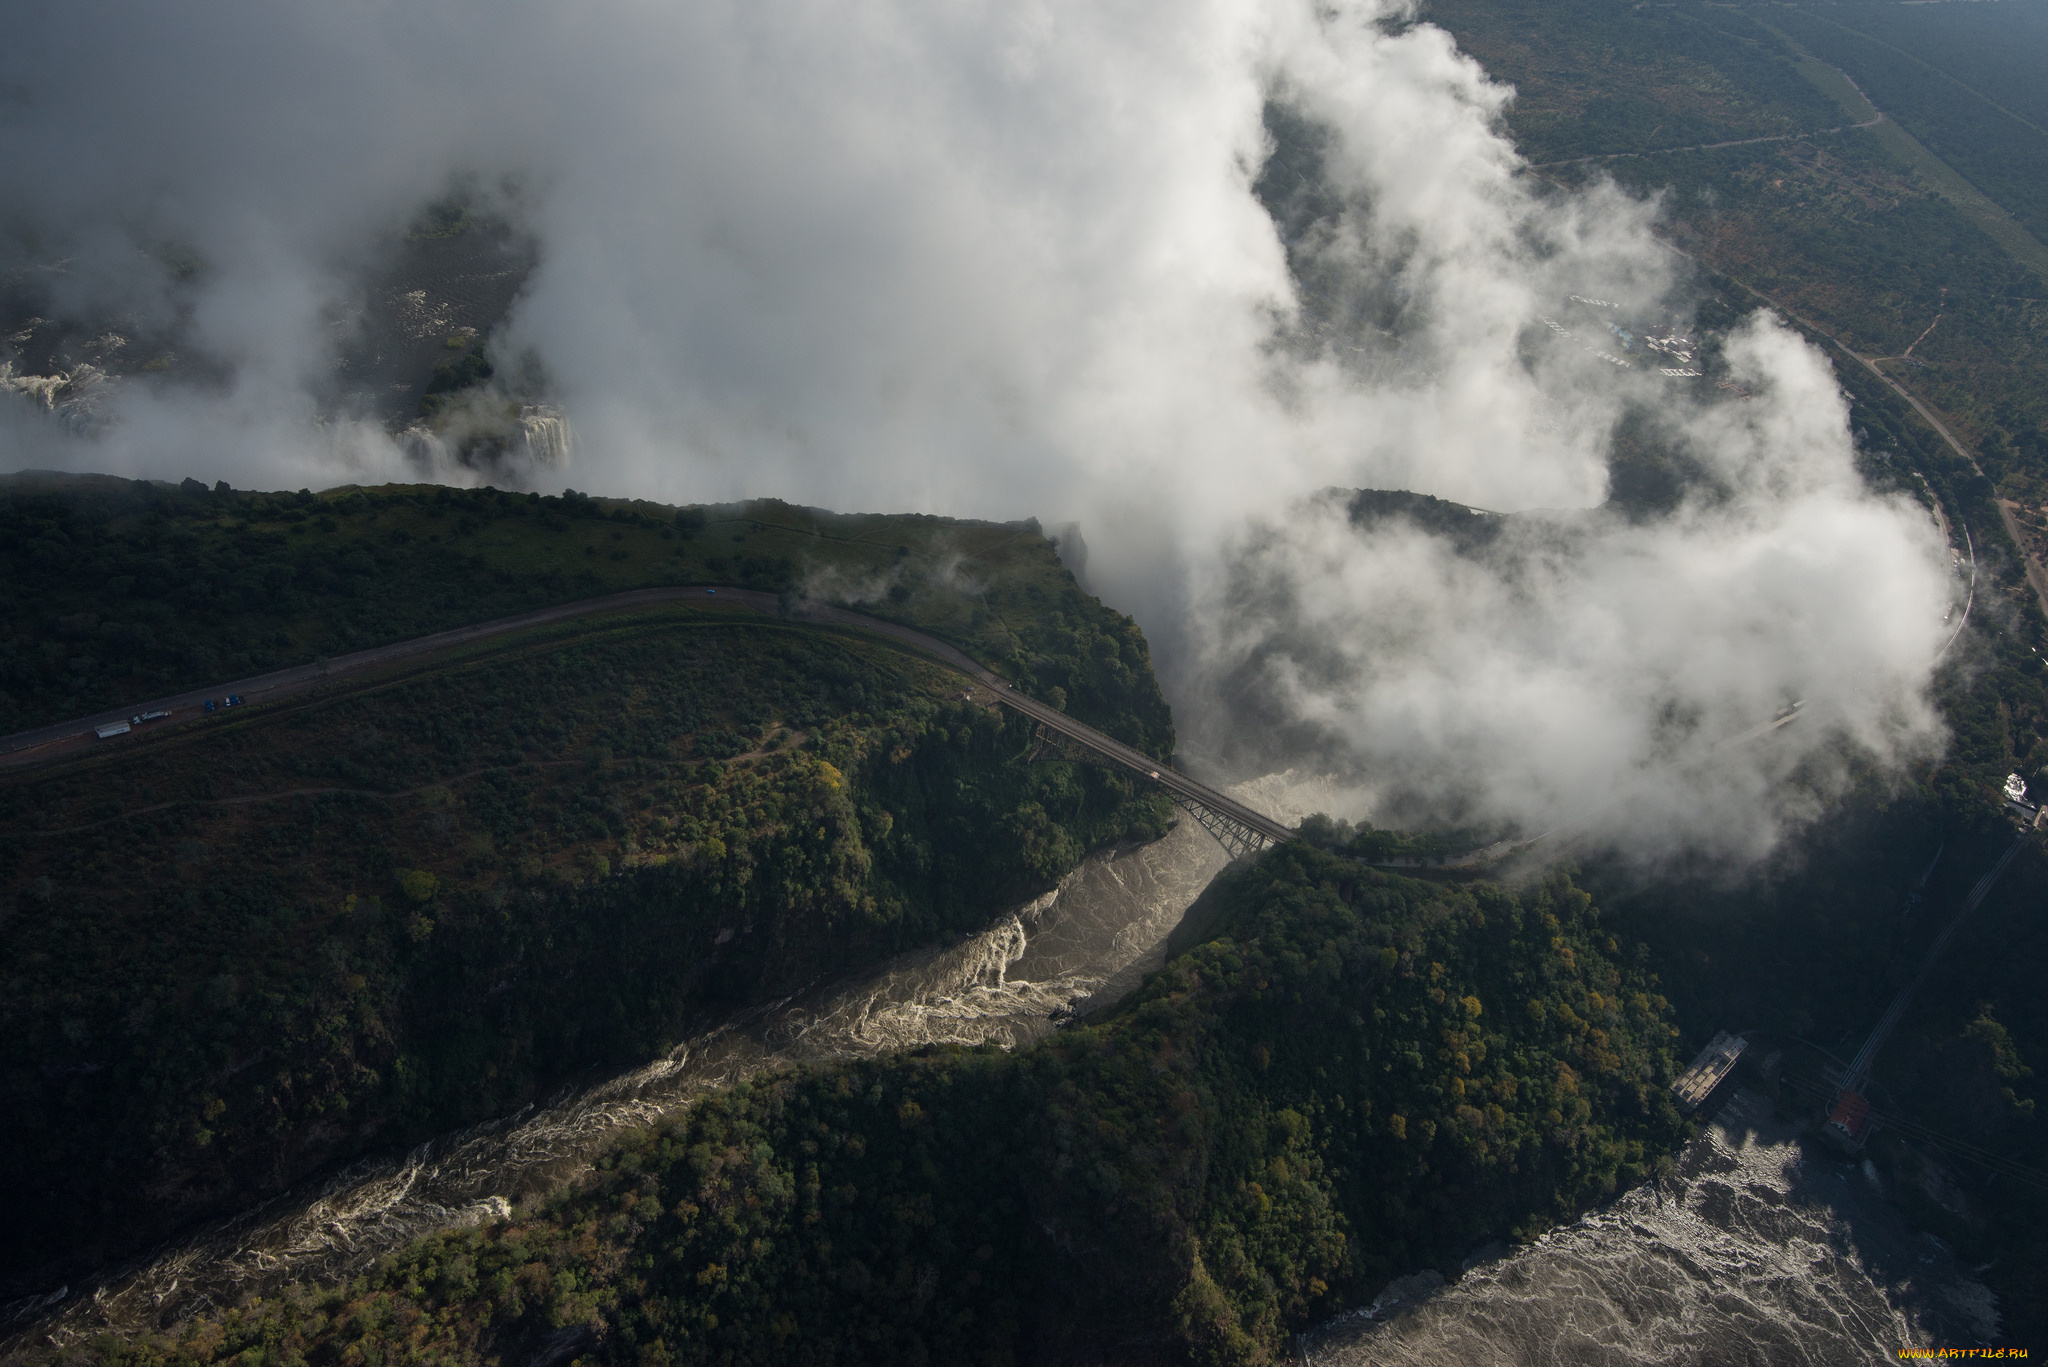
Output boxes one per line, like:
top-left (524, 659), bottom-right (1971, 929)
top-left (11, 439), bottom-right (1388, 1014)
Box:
top-left (1671, 1030), bottom-right (1748, 1113)
top-left (2004, 771), bottom-right (2036, 823)
top-left (1539, 316), bottom-right (1632, 370)
top-left (1547, 296), bottom-right (1703, 380)
top-left (1639, 328), bottom-right (1695, 360)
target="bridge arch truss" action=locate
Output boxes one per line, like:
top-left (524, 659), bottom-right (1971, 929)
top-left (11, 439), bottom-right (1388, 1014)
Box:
top-left (1029, 722), bottom-right (1287, 862)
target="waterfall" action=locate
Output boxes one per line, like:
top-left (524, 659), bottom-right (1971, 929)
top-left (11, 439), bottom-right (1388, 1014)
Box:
top-left (516, 403), bottom-right (572, 466)
top-left (396, 421), bottom-right (451, 468)
top-left (1, 361), bottom-right (114, 436)
top-left (394, 401), bottom-right (568, 473)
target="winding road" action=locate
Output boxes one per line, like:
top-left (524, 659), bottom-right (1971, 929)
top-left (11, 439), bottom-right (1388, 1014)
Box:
top-left (0, 585), bottom-right (1297, 847)
top-left (1712, 276), bottom-right (2019, 627)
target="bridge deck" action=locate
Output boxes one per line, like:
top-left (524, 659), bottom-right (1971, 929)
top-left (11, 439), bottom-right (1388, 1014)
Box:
top-left (790, 600), bottom-right (1296, 845)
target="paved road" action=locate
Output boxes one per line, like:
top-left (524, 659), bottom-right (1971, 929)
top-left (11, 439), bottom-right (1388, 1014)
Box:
top-left (0, 586), bottom-right (734, 770)
top-left (1726, 283), bottom-right (2018, 626)
top-left (0, 585), bottom-right (1297, 846)
top-left (788, 602), bottom-right (1296, 843)
top-left (1528, 112), bottom-right (1882, 170)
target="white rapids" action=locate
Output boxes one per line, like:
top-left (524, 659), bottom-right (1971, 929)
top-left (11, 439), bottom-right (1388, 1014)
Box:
top-left (1300, 1089), bottom-right (2000, 1365)
top-left (8, 819), bottom-right (1227, 1348)
top-left (12, 833), bottom-right (2006, 1365)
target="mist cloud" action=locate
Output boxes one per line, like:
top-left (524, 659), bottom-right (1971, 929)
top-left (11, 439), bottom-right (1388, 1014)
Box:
top-left (0, 0), bottom-right (1953, 857)
top-left (1205, 315), bottom-right (1949, 859)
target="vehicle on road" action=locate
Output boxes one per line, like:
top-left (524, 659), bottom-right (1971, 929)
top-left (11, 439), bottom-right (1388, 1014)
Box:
top-left (94, 721), bottom-right (130, 739)
top-left (130, 709), bottom-right (172, 725)
top-left (5, 586), bottom-right (1293, 852)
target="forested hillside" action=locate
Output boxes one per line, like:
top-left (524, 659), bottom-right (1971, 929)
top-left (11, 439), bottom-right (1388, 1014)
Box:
top-left (0, 482), bottom-right (1177, 1295)
top-left (46, 847), bottom-right (1682, 1367)
top-left (1414, 0), bottom-right (2048, 1339)
top-left (0, 474), bottom-right (1172, 759)
top-left (16, 0), bottom-right (2048, 1354)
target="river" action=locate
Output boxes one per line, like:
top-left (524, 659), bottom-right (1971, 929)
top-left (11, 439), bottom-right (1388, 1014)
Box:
top-left (6, 818), bottom-right (1228, 1351)
top-left (1301, 1088), bottom-right (2000, 1365)
top-left (9, 821), bottom-right (2002, 1363)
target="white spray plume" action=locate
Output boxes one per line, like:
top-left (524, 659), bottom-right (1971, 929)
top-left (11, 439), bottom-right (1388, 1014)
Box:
top-left (0, 0), bottom-right (1951, 857)
top-left (1206, 315), bottom-right (1949, 861)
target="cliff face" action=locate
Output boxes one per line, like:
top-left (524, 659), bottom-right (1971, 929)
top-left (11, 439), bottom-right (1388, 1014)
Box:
top-left (0, 493), bottom-right (1175, 1294)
